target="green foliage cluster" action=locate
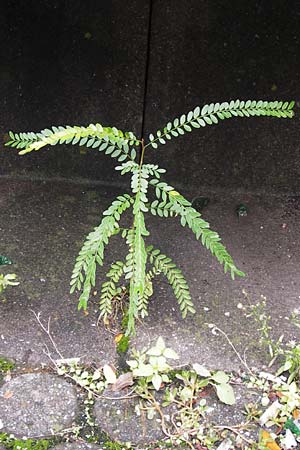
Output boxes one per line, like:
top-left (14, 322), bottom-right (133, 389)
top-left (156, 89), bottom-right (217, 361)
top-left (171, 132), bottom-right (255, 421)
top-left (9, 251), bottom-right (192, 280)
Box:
top-left (0, 434), bottom-right (51, 450)
top-left (0, 255), bottom-right (19, 294)
top-left (0, 356), bottom-right (15, 373)
top-left (6, 100), bottom-right (295, 335)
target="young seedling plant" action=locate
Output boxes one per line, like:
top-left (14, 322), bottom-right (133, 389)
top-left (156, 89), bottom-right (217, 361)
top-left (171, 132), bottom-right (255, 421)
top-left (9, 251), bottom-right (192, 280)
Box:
top-left (5, 99), bottom-right (295, 335)
top-left (0, 255), bottom-right (19, 294)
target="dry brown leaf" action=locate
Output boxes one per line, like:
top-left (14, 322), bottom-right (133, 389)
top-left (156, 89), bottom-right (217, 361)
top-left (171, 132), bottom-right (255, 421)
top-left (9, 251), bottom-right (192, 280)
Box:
top-left (3, 390), bottom-right (13, 399)
top-left (111, 372), bottom-right (134, 392)
top-left (114, 333), bottom-right (124, 344)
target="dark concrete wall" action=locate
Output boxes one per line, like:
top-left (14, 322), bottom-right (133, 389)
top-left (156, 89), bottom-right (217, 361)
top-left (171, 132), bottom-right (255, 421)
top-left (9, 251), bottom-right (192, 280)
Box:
top-left (0, 0), bottom-right (149, 181)
top-left (143, 1), bottom-right (300, 193)
top-left (0, 1), bottom-right (300, 192)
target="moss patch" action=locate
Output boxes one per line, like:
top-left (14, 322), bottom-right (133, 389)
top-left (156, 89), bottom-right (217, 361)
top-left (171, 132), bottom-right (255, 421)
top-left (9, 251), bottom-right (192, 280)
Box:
top-left (0, 433), bottom-right (53, 450)
top-left (0, 357), bottom-right (15, 373)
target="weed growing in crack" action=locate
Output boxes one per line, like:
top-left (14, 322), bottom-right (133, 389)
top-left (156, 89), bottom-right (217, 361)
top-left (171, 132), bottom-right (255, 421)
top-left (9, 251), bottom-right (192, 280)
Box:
top-left (242, 290), bottom-right (284, 365)
top-left (277, 341), bottom-right (300, 384)
top-left (6, 100), bottom-right (295, 334)
top-left (0, 356), bottom-right (15, 373)
top-left (242, 290), bottom-right (300, 382)
top-left (0, 434), bottom-right (52, 450)
top-left (0, 255), bottom-right (19, 295)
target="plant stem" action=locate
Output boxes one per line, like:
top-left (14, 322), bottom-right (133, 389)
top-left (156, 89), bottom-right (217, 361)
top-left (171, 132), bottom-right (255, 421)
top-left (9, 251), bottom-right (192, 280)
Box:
top-left (139, 138), bottom-right (146, 169)
top-left (211, 325), bottom-right (254, 375)
top-left (214, 424), bottom-right (254, 445)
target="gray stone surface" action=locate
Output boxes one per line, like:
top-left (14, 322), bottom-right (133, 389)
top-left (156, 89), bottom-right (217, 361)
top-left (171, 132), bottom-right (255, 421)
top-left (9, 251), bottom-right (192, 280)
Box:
top-left (0, 373), bottom-right (78, 438)
top-left (94, 390), bottom-right (175, 445)
top-left (206, 383), bottom-right (258, 425)
top-left (52, 444), bottom-right (101, 450)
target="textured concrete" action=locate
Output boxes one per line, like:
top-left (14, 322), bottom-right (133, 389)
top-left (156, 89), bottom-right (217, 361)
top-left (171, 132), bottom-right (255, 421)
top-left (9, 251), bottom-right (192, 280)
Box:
top-left (1, 2), bottom-right (299, 193)
top-left (0, 0), bottom-right (149, 180)
top-left (94, 390), bottom-right (175, 445)
top-left (0, 373), bottom-right (77, 438)
top-left (143, 1), bottom-right (300, 192)
top-left (0, 178), bottom-right (299, 372)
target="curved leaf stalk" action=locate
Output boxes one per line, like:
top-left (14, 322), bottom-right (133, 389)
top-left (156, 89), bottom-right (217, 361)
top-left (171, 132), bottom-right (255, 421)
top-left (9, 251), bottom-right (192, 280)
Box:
top-left (146, 99), bottom-right (295, 149)
top-left (5, 124), bottom-right (140, 163)
top-left (70, 194), bottom-right (134, 310)
top-left (99, 260), bottom-right (124, 322)
top-left (147, 245), bottom-right (195, 318)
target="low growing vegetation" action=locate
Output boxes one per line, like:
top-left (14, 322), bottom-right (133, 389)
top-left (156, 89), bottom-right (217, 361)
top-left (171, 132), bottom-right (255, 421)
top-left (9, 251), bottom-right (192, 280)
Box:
top-left (5, 100), bottom-right (295, 335)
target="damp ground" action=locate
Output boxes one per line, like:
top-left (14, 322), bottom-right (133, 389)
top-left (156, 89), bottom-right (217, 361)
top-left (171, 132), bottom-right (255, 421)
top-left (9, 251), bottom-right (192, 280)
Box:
top-left (0, 177), bottom-right (299, 448)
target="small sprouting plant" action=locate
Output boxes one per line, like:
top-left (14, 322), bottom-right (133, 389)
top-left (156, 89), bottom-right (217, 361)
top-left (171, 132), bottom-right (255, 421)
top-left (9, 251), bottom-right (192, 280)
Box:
top-left (126, 337), bottom-right (236, 445)
top-left (55, 358), bottom-right (106, 393)
top-left (127, 338), bottom-right (175, 390)
top-left (0, 255), bottom-right (19, 294)
top-left (127, 336), bottom-right (179, 391)
top-left (5, 100), bottom-right (295, 334)
top-left (277, 341), bottom-right (300, 383)
top-left (242, 290), bottom-right (284, 364)
top-left (191, 363), bottom-right (235, 405)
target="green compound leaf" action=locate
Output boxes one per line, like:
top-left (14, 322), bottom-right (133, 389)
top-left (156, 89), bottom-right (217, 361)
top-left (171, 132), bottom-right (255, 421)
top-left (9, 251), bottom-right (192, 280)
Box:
top-left (151, 184), bottom-right (244, 280)
top-left (147, 245), bottom-right (195, 318)
top-left (99, 261), bottom-right (124, 322)
top-left (145, 99), bottom-right (295, 150)
top-left (5, 124), bottom-right (140, 164)
top-left (70, 194), bottom-right (134, 310)
top-left (126, 198), bottom-right (149, 335)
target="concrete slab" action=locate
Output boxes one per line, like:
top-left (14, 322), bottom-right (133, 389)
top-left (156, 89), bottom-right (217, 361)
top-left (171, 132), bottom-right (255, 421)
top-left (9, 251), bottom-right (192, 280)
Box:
top-left (144, 0), bottom-right (300, 192)
top-left (94, 390), bottom-right (176, 445)
top-left (0, 0), bottom-right (149, 180)
top-left (0, 178), bottom-right (299, 373)
top-left (0, 373), bottom-right (77, 438)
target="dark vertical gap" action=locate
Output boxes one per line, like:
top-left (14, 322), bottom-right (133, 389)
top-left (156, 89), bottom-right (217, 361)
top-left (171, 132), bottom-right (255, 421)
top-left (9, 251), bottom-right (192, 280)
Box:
top-left (140, 0), bottom-right (153, 140)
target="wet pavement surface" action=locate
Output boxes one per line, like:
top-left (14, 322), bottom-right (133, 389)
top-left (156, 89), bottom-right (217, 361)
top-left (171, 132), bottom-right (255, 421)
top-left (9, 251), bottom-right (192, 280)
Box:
top-left (1, 178), bottom-right (299, 370)
top-left (0, 177), bottom-right (300, 447)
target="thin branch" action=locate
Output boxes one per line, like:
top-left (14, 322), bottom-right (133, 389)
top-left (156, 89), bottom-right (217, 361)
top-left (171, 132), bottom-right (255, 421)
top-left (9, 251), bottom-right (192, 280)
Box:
top-left (214, 424), bottom-right (255, 446)
top-left (31, 310), bottom-right (64, 359)
top-left (209, 324), bottom-right (254, 375)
